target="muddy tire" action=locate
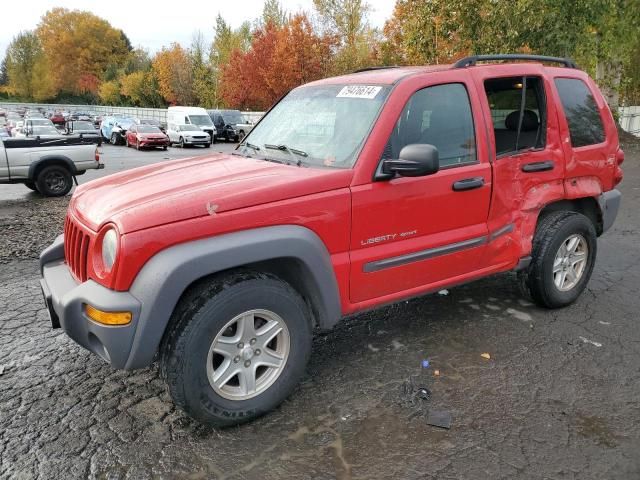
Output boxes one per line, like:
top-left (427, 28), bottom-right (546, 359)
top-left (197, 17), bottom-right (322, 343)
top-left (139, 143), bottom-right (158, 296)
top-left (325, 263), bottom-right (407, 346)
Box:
top-left (519, 211), bottom-right (597, 308)
top-left (160, 271), bottom-right (312, 427)
top-left (35, 165), bottom-right (73, 197)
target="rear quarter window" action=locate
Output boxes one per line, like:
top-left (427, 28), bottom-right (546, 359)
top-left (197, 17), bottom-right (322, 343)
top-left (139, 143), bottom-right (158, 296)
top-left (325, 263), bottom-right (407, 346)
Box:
top-left (554, 78), bottom-right (605, 147)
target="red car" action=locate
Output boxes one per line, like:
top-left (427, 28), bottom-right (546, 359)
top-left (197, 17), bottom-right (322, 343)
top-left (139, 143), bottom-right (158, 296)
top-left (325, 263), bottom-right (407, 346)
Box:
top-left (125, 124), bottom-right (169, 150)
top-left (50, 112), bottom-right (66, 125)
top-left (40, 54), bottom-right (623, 426)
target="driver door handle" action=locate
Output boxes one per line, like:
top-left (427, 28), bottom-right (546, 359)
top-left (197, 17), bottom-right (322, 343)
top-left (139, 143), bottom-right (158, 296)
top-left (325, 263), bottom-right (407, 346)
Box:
top-left (522, 160), bottom-right (555, 172)
top-left (452, 177), bottom-right (485, 191)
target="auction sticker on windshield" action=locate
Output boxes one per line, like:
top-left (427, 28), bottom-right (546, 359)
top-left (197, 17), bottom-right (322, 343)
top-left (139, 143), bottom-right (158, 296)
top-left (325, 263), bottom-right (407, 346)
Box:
top-left (337, 85), bottom-right (382, 99)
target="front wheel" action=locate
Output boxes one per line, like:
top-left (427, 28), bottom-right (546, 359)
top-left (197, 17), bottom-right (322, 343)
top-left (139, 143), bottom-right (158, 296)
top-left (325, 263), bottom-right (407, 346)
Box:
top-left (160, 272), bottom-right (312, 427)
top-left (179, 137), bottom-right (184, 148)
top-left (519, 211), bottom-right (597, 308)
top-left (110, 133), bottom-right (118, 145)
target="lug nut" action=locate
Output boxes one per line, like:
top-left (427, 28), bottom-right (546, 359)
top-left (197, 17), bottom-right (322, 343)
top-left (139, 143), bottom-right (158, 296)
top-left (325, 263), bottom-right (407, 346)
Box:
top-left (254, 349), bottom-right (261, 355)
top-left (250, 338), bottom-right (257, 345)
top-left (233, 356), bottom-right (240, 363)
top-left (244, 360), bottom-right (251, 368)
top-left (237, 342), bottom-right (244, 349)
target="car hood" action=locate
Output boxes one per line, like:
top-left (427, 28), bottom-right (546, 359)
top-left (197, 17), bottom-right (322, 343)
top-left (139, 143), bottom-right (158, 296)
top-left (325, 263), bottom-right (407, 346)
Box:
top-left (71, 153), bottom-right (353, 233)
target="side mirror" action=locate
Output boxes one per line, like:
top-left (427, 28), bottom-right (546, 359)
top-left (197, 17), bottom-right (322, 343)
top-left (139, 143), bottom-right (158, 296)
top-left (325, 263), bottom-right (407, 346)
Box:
top-left (379, 144), bottom-right (440, 179)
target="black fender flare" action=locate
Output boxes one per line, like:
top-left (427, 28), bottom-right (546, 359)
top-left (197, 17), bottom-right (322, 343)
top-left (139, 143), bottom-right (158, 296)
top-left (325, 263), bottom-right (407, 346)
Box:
top-left (29, 155), bottom-right (77, 181)
top-left (124, 225), bottom-right (342, 369)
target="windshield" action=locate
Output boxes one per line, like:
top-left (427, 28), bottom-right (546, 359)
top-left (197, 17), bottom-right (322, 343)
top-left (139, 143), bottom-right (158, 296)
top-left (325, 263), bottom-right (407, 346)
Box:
top-left (179, 124), bottom-right (201, 132)
top-left (222, 111), bottom-right (245, 124)
top-left (31, 126), bottom-right (59, 136)
top-left (189, 115), bottom-right (214, 126)
top-left (138, 125), bottom-right (161, 133)
top-left (241, 84), bottom-right (390, 168)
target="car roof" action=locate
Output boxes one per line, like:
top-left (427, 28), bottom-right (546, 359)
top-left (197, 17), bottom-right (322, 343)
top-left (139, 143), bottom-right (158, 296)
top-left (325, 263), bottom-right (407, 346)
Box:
top-left (304, 57), bottom-right (579, 87)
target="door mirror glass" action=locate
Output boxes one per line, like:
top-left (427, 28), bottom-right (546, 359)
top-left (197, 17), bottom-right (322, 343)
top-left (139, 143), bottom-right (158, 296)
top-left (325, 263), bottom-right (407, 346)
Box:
top-left (381, 144), bottom-right (439, 178)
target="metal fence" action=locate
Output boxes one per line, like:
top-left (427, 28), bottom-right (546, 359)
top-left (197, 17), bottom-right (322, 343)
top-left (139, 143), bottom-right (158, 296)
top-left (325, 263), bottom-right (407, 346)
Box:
top-left (0, 102), bottom-right (264, 124)
top-left (619, 106), bottom-right (640, 137)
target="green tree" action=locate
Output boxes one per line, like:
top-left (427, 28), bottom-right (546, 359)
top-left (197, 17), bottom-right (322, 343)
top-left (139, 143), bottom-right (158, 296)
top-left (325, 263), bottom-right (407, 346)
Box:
top-left (313, 0), bottom-right (378, 74)
top-left (262, 0), bottom-right (288, 27)
top-left (5, 31), bottom-right (43, 99)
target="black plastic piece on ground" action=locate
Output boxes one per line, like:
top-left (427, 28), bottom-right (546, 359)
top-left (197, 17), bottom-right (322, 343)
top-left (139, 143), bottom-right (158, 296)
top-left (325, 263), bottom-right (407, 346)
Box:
top-left (426, 410), bottom-right (452, 429)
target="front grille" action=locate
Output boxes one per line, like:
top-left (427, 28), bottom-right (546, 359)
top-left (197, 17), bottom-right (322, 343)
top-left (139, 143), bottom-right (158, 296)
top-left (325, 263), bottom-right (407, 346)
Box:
top-left (64, 215), bottom-right (91, 282)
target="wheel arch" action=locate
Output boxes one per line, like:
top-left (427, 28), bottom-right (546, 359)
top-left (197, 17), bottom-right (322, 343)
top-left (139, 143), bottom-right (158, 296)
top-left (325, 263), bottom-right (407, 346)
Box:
top-left (124, 225), bottom-right (342, 369)
top-left (537, 197), bottom-right (602, 235)
top-left (29, 155), bottom-right (77, 181)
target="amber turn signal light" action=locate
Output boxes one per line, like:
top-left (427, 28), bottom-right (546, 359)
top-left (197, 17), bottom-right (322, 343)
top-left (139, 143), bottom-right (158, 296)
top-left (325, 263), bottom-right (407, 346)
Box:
top-left (85, 304), bottom-right (132, 325)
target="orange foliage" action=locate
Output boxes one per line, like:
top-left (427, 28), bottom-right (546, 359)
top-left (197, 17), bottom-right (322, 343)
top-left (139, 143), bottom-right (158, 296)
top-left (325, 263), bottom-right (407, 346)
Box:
top-left (221, 14), bottom-right (332, 110)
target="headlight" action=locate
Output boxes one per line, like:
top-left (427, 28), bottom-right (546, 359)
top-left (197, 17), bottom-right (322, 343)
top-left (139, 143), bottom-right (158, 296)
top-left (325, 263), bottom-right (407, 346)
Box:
top-left (102, 229), bottom-right (118, 271)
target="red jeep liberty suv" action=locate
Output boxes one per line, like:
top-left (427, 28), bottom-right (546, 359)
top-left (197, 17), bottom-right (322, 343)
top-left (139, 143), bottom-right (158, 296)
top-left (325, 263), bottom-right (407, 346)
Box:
top-left (40, 55), bottom-right (623, 426)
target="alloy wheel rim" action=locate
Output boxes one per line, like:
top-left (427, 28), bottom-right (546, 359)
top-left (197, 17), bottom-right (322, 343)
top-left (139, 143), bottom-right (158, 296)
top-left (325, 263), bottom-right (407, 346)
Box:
top-left (45, 172), bottom-right (65, 193)
top-left (553, 234), bottom-right (588, 291)
top-left (206, 309), bottom-right (290, 401)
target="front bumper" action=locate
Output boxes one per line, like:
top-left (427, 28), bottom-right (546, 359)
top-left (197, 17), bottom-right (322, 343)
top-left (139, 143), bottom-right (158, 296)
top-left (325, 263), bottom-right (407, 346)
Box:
top-left (599, 189), bottom-right (622, 233)
top-left (39, 235), bottom-right (141, 369)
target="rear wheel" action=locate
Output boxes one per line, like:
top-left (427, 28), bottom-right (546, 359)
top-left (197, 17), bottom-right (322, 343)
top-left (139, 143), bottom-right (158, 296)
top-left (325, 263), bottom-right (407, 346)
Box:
top-left (518, 211), bottom-right (597, 308)
top-left (160, 272), bottom-right (312, 427)
top-left (35, 165), bottom-right (73, 197)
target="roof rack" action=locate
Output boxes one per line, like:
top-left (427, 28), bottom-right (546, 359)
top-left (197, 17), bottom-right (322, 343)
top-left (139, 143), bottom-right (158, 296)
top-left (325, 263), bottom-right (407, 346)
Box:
top-left (353, 66), bottom-right (400, 73)
top-left (453, 54), bottom-right (578, 69)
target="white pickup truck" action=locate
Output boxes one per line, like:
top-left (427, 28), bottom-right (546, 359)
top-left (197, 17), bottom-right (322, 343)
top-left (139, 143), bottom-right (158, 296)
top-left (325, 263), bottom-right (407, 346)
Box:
top-left (0, 136), bottom-right (103, 196)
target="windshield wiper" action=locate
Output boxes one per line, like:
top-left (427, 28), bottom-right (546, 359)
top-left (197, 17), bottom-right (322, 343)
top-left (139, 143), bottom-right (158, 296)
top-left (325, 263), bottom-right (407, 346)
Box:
top-left (234, 141), bottom-right (261, 158)
top-left (264, 143), bottom-right (308, 166)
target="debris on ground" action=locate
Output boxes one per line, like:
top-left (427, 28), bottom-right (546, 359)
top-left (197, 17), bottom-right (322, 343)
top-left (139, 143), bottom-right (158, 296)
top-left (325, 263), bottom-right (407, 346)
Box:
top-left (0, 365), bottom-right (5, 375)
top-left (417, 387), bottom-right (431, 401)
top-left (426, 410), bottom-right (452, 429)
top-left (438, 289), bottom-right (449, 296)
top-left (481, 353), bottom-right (491, 360)
top-left (579, 336), bottom-right (603, 347)
top-left (434, 370), bottom-right (441, 377)
top-left (421, 359), bottom-right (430, 368)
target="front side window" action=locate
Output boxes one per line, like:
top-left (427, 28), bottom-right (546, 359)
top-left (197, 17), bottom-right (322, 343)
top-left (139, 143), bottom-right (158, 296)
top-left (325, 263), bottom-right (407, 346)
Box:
top-left (242, 84), bottom-right (390, 169)
top-left (554, 78), bottom-right (605, 147)
top-left (383, 83), bottom-right (476, 168)
top-left (484, 76), bottom-right (546, 156)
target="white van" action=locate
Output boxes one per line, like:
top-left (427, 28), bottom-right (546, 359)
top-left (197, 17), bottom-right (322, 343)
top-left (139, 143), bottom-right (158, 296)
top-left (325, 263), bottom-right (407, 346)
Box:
top-left (167, 107), bottom-right (216, 145)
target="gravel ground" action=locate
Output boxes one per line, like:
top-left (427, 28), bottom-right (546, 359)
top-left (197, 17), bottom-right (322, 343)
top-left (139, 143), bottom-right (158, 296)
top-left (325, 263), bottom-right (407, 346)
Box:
top-left (1, 139), bottom-right (639, 479)
top-left (0, 196), bottom-right (68, 263)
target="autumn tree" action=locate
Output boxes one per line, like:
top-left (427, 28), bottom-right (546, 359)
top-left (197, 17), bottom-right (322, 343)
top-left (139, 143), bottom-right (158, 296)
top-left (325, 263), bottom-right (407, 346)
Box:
top-left (36, 8), bottom-right (129, 96)
top-left (152, 43), bottom-right (196, 105)
top-left (209, 14), bottom-right (252, 107)
top-left (120, 70), bottom-right (164, 107)
top-left (98, 79), bottom-right (121, 105)
top-left (221, 14), bottom-right (332, 110)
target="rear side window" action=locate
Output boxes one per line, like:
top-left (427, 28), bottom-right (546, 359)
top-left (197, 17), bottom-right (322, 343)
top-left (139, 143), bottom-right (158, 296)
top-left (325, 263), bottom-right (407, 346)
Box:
top-left (383, 83), bottom-right (476, 168)
top-left (554, 78), bottom-right (605, 147)
top-left (484, 76), bottom-right (546, 156)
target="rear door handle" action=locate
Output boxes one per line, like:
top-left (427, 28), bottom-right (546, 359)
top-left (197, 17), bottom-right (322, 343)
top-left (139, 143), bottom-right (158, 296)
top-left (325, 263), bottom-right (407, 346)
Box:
top-left (522, 160), bottom-right (555, 172)
top-left (452, 176), bottom-right (485, 191)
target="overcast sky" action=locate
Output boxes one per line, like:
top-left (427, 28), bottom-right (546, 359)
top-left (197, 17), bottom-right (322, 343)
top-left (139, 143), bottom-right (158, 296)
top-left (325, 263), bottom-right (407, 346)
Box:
top-left (1, 0), bottom-right (396, 59)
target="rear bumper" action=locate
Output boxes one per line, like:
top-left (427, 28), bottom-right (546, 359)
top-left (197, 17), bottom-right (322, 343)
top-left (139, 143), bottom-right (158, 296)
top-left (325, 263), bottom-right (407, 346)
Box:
top-left (39, 235), bottom-right (142, 369)
top-left (599, 189), bottom-right (621, 233)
